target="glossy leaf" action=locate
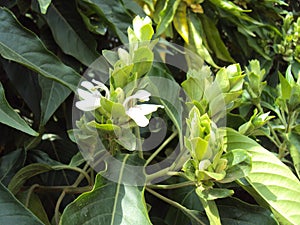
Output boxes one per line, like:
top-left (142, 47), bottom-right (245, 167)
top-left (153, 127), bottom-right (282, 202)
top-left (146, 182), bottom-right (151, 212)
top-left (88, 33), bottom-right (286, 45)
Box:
top-left (39, 76), bottom-right (71, 126)
top-left (173, 2), bottom-right (189, 44)
top-left (42, 1), bottom-right (99, 66)
top-left (226, 128), bottom-right (300, 225)
top-left (0, 182), bottom-right (44, 225)
top-left (0, 8), bottom-right (81, 92)
top-left (155, 0), bottom-right (181, 37)
top-left (0, 82), bottom-right (39, 136)
top-left (187, 13), bottom-right (219, 68)
top-left (60, 164), bottom-right (151, 224)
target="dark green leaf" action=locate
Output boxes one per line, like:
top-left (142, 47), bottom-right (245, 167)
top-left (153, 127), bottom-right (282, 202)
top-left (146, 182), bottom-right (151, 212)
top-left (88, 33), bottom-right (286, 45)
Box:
top-left (217, 197), bottom-right (278, 225)
top-left (289, 132), bottom-right (300, 179)
top-left (8, 163), bottom-right (52, 195)
top-left (0, 8), bottom-right (81, 92)
top-left (0, 149), bottom-right (25, 185)
top-left (0, 182), bottom-right (44, 225)
top-left (61, 155), bottom-right (151, 225)
top-left (0, 82), bottom-right (39, 136)
top-left (39, 76), bottom-right (71, 126)
top-left (42, 1), bottom-right (99, 66)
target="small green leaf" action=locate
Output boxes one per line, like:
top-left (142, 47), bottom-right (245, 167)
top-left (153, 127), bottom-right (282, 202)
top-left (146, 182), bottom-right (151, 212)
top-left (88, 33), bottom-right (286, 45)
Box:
top-left (220, 149), bottom-right (252, 183)
top-left (279, 72), bottom-right (292, 100)
top-left (0, 82), bottom-right (38, 136)
top-left (0, 182), bottom-right (44, 225)
top-left (37, 0), bottom-right (51, 14)
top-left (196, 193), bottom-right (221, 225)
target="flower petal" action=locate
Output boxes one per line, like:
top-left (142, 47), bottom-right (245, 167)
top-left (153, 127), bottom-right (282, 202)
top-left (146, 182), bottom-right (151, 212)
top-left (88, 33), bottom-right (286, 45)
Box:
top-left (81, 81), bottom-right (94, 90)
top-left (136, 104), bottom-right (164, 115)
top-left (92, 79), bottom-right (110, 99)
top-left (126, 107), bottom-right (150, 127)
top-left (133, 90), bottom-right (151, 101)
top-left (77, 88), bottom-right (94, 100)
top-left (75, 97), bottom-right (100, 111)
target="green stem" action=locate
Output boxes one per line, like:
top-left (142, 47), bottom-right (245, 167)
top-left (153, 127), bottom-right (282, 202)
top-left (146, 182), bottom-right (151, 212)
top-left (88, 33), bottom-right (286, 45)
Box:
top-left (145, 131), bottom-right (178, 166)
top-left (135, 126), bottom-right (143, 159)
top-left (55, 191), bottom-right (65, 225)
top-left (147, 181), bottom-right (194, 189)
top-left (146, 188), bottom-right (206, 225)
top-left (52, 164), bottom-right (91, 186)
top-left (25, 184), bottom-right (40, 207)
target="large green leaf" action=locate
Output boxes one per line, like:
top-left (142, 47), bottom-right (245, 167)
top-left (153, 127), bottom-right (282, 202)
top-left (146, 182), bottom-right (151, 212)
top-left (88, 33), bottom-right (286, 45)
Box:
top-left (60, 156), bottom-right (151, 225)
top-left (0, 182), bottom-right (44, 225)
top-left (0, 82), bottom-right (39, 136)
top-left (39, 75), bottom-right (71, 126)
top-left (0, 8), bottom-right (81, 92)
top-left (41, 0), bottom-right (99, 66)
top-left (226, 128), bottom-right (300, 225)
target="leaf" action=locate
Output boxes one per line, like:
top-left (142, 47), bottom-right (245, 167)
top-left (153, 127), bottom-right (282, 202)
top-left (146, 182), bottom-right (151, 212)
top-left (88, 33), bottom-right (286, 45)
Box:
top-left (8, 163), bottom-right (52, 195)
top-left (200, 14), bottom-right (235, 63)
top-left (37, 0), bottom-right (51, 14)
top-left (0, 82), bottom-right (39, 136)
top-left (60, 156), bottom-right (152, 225)
top-left (155, 0), bottom-right (181, 37)
top-left (197, 195), bottom-right (221, 225)
top-left (39, 76), bottom-right (71, 126)
top-left (187, 13), bottom-right (219, 68)
top-left (173, 2), bottom-right (189, 44)
top-left (0, 8), bottom-right (81, 92)
top-left (16, 191), bottom-right (51, 225)
top-left (0, 182), bottom-right (44, 225)
top-left (226, 128), bottom-right (300, 225)
top-left (80, 0), bottom-right (133, 43)
top-left (289, 132), bottom-right (300, 179)
top-left (1, 59), bottom-right (41, 119)
top-left (217, 197), bottom-right (278, 225)
top-left (220, 149), bottom-right (252, 183)
top-left (165, 184), bottom-right (206, 225)
top-left (41, 1), bottom-right (99, 66)
top-left (279, 72), bottom-right (292, 100)
top-left (0, 149), bottom-right (25, 185)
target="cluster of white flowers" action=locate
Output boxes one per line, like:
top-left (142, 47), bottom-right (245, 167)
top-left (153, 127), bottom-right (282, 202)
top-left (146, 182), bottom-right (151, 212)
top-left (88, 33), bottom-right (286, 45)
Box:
top-left (75, 79), bottom-right (163, 127)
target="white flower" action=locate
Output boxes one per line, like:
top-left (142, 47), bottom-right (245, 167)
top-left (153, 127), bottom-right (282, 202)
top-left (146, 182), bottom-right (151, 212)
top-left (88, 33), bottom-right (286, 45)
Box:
top-left (123, 90), bottom-right (164, 127)
top-left (75, 79), bottom-right (110, 111)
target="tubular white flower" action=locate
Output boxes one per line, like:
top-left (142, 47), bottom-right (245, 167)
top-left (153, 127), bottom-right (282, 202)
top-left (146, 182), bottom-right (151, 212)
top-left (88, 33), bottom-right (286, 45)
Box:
top-left (75, 80), bottom-right (109, 111)
top-left (123, 90), bottom-right (164, 127)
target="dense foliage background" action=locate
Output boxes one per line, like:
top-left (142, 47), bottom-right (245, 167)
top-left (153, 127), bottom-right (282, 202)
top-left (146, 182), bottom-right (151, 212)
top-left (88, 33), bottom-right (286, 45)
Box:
top-left (0, 0), bottom-right (300, 224)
